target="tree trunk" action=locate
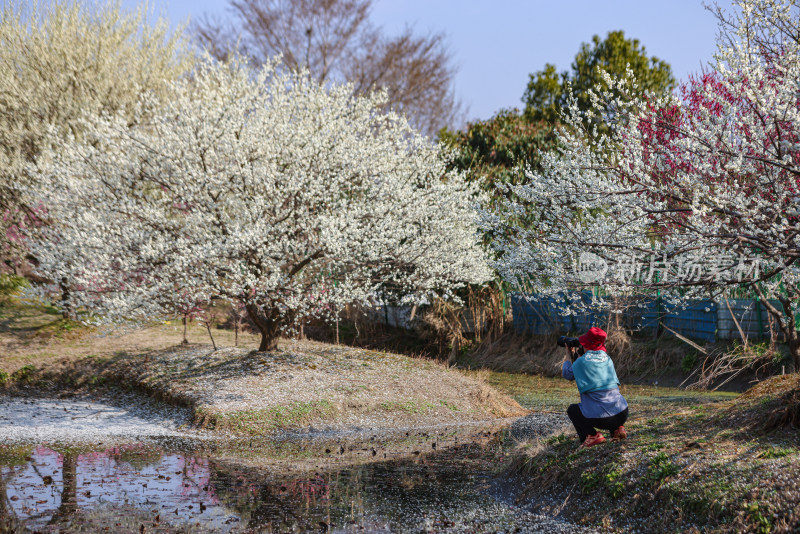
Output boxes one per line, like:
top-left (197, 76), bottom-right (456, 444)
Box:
top-left (335, 308), bottom-right (340, 345)
top-left (205, 321), bottom-right (217, 351)
top-left (788, 331), bottom-right (800, 372)
top-left (245, 304), bottom-right (281, 352)
top-left (59, 277), bottom-right (74, 321)
top-left (60, 453), bottom-right (78, 516)
top-left (48, 452), bottom-right (77, 526)
top-left (0, 469), bottom-right (14, 530)
top-left (782, 305), bottom-right (800, 371)
top-left (776, 295), bottom-right (800, 372)
top-left (754, 287), bottom-right (800, 372)
top-left (231, 304), bottom-right (241, 347)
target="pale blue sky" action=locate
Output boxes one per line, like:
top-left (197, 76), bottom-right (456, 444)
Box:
top-left (123, 0), bottom-right (724, 122)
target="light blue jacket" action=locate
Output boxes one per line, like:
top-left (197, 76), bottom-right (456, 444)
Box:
top-left (563, 350), bottom-right (620, 393)
top-left (562, 350), bottom-right (627, 418)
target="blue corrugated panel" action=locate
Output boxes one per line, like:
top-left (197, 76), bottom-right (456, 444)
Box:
top-left (513, 294), bottom-right (721, 342)
top-left (511, 294), bottom-right (561, 335)
top-left (663, 300), bottom-right (717, 342)
top-left (511, 292), bottom-right (609, 336)
top-left (716, 298), bottom-right (781, 340)
top-left (630, 299), bottom-right (716, 342)
top-left (512, 294), bottom-right (545, 335)
top-left (633, 298), bottom-right (665, 333)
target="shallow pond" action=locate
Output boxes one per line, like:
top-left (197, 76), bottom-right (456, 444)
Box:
top-left (0, 402), bottom-right (588, 533)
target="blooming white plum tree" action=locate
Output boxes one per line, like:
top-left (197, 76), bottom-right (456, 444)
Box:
top-left (486, 0), bottom-right (800, 369)
top-left (31, 57), bottom-right (492, 351)
top-left (0, 0), bottom-right (194, 274)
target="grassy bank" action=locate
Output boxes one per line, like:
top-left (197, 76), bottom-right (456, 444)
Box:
top-left (1, 298), bottom-right (525, 435)
top-left (489, 371), bottom-right (799, 533)
top-left (470, 370), bottom-right (738, 412)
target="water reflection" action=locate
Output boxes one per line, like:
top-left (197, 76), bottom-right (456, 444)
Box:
top-left (1, 445), bottom-right (237, 533)
top-left (0, 430), bottom-right (520, 533)
top-left (210, 436), bottom-right (507, 532)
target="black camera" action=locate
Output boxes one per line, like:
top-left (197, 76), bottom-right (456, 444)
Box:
top-left (557, 336), bottom-right (584, 361)
top-left (557, 336), bottom-right (582, 348)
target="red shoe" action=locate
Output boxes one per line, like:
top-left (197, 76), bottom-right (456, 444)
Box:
top-left (580, 432), bottom-right (606, 448)
top-left (612, 426), bottom-right (627, 441)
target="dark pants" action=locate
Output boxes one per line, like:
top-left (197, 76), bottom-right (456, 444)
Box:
top-left (567, 404), bottom-right (629, 442)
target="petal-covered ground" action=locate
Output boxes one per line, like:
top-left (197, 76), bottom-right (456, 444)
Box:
top-left (18, 340), bottom-right (527, 435)
top-left (0, 396), bottom-right (195, 444)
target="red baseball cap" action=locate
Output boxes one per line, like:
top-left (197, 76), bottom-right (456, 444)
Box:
top-left (578, 327), bottom-right (607, 351)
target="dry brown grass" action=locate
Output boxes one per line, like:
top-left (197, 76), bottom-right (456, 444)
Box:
top-left (1, 300), bottom-right (527, 434)
top-left (22, 340), bottom-right (526, 434)
top-left (465, 332), bottom-right (564, 375)
top-left (725, 374), bottom-right (800, 432)
top-left (463, 329), bottom-right (694, 382)
top-left (0, 299), bottom-right (261, 374)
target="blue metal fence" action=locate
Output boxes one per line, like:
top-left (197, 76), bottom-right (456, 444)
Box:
top-left (511, 292), bottom-right (608, 335)
top-left (512, 294), bottom-right (777, 343)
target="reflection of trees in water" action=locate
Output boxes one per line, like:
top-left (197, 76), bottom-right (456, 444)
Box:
top-left (209, 461), bottom-right (313, 531)
top-left (49, 451), bottom-right (77, 525)
top-left (1, 436), bottom-right (501, 532)
top-left (108, 443), bottom-right (164, 471)
top-left (1, 448), bottom-right (221, 533)
top-left (1, 468), bottom-right (20, 533)
top-left (0, 445), bottom-right (32, 532)
top-left (208, 446), bottom-right (489, 531)
top-left (0, 449), bottom-right (78, 532)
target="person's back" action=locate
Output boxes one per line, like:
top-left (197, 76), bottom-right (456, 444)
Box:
top-left (561, 327), bottom-right (628, 447)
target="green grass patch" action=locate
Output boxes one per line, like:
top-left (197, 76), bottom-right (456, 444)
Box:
top-left (439, 399), bottom-right (460, 411)
top-left (10, 364), bottom-right (37, 384)
top-left (641, 441), bottom-right (666, 452)
top-left (87, 375), bottom-right (106, 387)
top-left (580, 469), bottom-right (601, 492)
top-left (33, 317), bottom-right (88, 339)
top-left (646, 452), bottom-right (679, 483)
top-left (214, 400), bottom-right (335, 434)
top-left (603, 463), bottom-right (625, 499)
top-left (0, 274), bottom-right (28, 303)
top-left (545, 433), bottom-right (572, 446)
top-left (758, 445), bottom-right (798, 459)
top-left (471, 370), bottom-right (736, 412)
top-left (0, 444), bottom-right (34, 466)
top-left (379, 399), bottom-right (437, 414)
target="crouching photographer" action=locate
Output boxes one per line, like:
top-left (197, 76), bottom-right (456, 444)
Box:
top-left (560, 327), bottom-right (628, 448)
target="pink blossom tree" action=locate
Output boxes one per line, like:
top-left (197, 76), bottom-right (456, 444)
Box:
top-left (487, 0), bottom-right (800, 369)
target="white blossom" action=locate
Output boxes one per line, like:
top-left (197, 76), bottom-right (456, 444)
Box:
top-left (29, 56), bottom-right (492, 351)
top-left (486, 0), bottom-right (800, 365)
top-left (0, 0), bottom-right (194, 269)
